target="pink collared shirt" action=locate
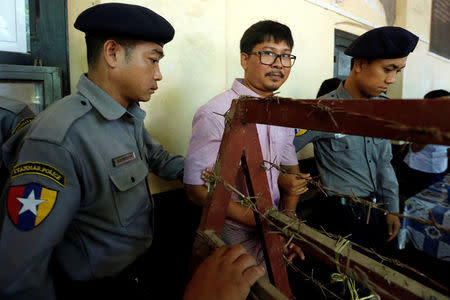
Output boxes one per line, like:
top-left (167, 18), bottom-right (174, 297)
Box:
top-left (184, 78), bottom-right (298, 213)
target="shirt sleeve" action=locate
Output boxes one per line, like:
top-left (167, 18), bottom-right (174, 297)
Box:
top-left (183, 110), bottom-right (224, 185)
top-left (280, 128), bottom-right (298, 166)
top-left (293, 130), bottom-right (334, 152)
top-left (0, 106), bottom-right (35, 167)
top-left (0, 112), bottom-right (15, 185)
top-left (0, 139), bottom-right (80, 300)
top-left (143, 130), bottom-right (184, 181)
top-left (9, 106), bottom-right (35, 139)
top-left (375, 140), bottom-right (399, 213)
top-left (15, 106), bottom-right (35, 124)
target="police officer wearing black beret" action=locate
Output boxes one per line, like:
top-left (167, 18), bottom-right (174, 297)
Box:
top-left (0, 3), bottom-right (265, 300)
top-left (294, 26), bottom-right (419, 252)
top-left (0, 4), bottom-right (184, 299)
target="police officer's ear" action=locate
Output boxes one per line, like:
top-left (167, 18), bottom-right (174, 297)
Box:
top-left (241, 52), bottom-right (249, 71)
top-left (353, 57), bottom-right (365, 73)
top-left (103, 39), bottom-right (124, 68)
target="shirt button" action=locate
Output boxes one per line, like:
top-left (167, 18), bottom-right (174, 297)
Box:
top-left (131, 177), bottom-right (135, 183)
top-left (367, 140), bottom-right (370, 143)
top-left (369, 160), bottom-right (372, 163)
top-left (81, 100), bottom-right (87, 106)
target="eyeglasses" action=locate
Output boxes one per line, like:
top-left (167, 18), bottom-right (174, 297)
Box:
top-left (248, 51), bottom-right (296, 68)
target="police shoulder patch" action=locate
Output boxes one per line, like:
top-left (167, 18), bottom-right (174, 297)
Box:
top-left (11, 162), bottom-right (66, 187)
top-left (295, 129), bottom-right (308, 136)
top-left (12, 117), bottom-right (34, 135)
top-left (7, 183), bottom-right (58, 230)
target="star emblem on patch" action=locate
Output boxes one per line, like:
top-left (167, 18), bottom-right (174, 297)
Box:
top-left (16, 190), bottom-right (46, 215)
top-left (7, 183), bottom-right (58, 231)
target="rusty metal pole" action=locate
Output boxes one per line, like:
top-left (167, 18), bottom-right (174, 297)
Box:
top-left (196, 102), bottom-right (292, 298)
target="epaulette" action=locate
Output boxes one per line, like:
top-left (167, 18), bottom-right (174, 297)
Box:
top-left (28, 93), bottom-right (92, 144)
top-left (319, 90), bottom-right (338, 99)
top-left (0, 96), bottom-right (29, 114)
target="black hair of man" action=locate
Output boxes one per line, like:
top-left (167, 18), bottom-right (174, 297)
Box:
top-left (424, 89), bottom-right (450, 99)
top-left (86, 35), bottom-right (138, 68)
top-left (349, 57), bottom-right (376, 70)
top-left (240, 20), bottom-right (293, 54)
top-left (317, 77), bottom-right (342, 98)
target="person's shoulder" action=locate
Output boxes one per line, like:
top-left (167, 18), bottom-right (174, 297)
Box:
top-left (0, 97), bottom-right (29, 115)
top-left (27, 93), bottom-right (93, 145)
top-left (195, 89), bottom-right (236, 118)
top-left (202, 89), bottom-right (235, 109)
top-left (319, 89), bottom-right (339, 99)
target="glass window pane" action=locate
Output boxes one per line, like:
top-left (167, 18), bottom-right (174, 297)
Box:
top-left (0, 80), bottom-right (43, 113)
top-left (0, 0), bottom-right (30, 53)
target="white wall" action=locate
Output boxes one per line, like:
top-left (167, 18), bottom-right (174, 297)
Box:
top-left (67, 0), bottom-right (450, 192)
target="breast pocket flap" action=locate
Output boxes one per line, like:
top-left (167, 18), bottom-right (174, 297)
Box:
top-left (109, 159), bottom-right (148, 192)
top-left (330, 139), bottom-right (352, 152)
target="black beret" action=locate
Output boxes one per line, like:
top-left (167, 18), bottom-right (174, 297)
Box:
top-left (74, 3), bottom-right (174, 45)
top-left (345, 26), bottom-right (418, 59)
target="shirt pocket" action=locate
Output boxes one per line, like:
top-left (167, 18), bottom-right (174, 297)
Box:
top-left (109, 159), bottom-right (149, 227)
top-left (330, 138), bottom-right (354, 152)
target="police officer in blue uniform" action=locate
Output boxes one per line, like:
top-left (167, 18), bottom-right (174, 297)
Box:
top-left (0, 4), bottom-right (266, 300)
top-left (0, 97), bottom-right (35, 190)
top-left (295, 26), bottom-right (419, 250)
top-left (0, 4), bottom-right (185, 299)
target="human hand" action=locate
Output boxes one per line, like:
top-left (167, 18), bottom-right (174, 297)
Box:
top-left (201, 168), bottom-right (213, 188)
top-left (183, 245), bottom-right (265, 300)
top-left (280, 235), bottom-right (305, 263)
top-left (386, 214), bottom-right (400, 242)
top-left (278, 172), bottom-right (311, 197)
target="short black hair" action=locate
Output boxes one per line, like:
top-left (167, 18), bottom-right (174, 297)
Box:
top-left (424, 89), bottom-right (449, 99)
top-left (350, 57), bottom-right (376, 70)
top-left (317, 77), bottom-right (342, 98)
top-left (240, 20), bottom-right (293, 53)
top-left (85, 35), bottom-right (138, 68)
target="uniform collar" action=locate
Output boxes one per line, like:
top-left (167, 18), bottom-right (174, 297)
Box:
top-left (336, 80), bottom-right (389, 100)
top-left (336, 81), bottom-right (353, 99)
top-left (76, 74), bottom-right (146, 121)
top-left (231, 78), bottom-right (261, 98)
top-left (127, 103), bottom-right (146, 121)
top-left (0, 96), bottom-right (28, 114)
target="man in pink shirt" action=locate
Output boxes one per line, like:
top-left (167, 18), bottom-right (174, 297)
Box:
top-left (184, 20), bottom-right (309, 264)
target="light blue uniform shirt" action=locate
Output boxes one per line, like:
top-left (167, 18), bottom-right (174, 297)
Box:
top-left (0, 75), bottom-right (184, 299)
top-left (0, 97), bottom-right (35, 166)
top-left (0, 97), bottom-right (35, 192)
top-left (294, 82), bottom-right (399, 213)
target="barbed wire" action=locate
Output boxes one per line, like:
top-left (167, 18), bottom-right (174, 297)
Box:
top-left (283, 256), bottom-right (345, 300)
top-left (261, 160), bottom-right (450, 233)
top-left (203, 170), bottom-right (449, 296)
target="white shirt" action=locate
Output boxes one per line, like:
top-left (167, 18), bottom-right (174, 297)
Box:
top-left (404, 144), bottom-right (449, 173)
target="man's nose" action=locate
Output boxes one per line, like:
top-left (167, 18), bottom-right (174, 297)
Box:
top-left (154, 64), bottom-right (162, 81)
top-left (271, 56), bottom-right (283, 69)
top-left (386, 72), bottom-right (397, 84)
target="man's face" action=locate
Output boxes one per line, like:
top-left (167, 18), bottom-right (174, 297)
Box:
top-left (114, 41), bottom-right (164, 104)
top-left (241, 40), bottom-right (292, 97)
top-left (355, 57), bottom-right (407, 98)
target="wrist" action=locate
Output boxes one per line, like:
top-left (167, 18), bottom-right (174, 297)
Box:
top-left (282, 194), bottom-right (299, 207)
